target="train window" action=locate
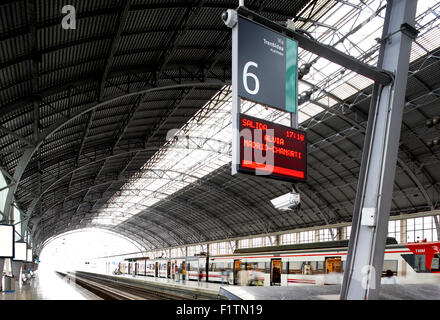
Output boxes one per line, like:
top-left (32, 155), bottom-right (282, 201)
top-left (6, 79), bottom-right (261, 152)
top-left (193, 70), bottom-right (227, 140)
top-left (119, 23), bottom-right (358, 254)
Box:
top-left (311, 261), bottom-right (325, 275)
top-left (282, 262), bottom-right (288, 274)
top-left (316, 261), bottom-right (325, 274)
top-left (401, 254), bottom-right (430, 273)
top-left (288, 261), bottom-right (302, 274)
top-left (246, 262), bottom-right (265, 273)
top-left (214, 262), bottom-right (225, 272)
top-left (382, 260), bottom-right (398, 276)
top-left (415, 255), bottom-right (427, 272)
top-left (431, 254), bottom-right (439, 271)
top-left (265, 262), bottom-right (270, 273)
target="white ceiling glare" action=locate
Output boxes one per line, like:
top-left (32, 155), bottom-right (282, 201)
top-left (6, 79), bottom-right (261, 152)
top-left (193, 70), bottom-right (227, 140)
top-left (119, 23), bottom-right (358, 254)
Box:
top-left (0, 225), bottom-right (14, 258)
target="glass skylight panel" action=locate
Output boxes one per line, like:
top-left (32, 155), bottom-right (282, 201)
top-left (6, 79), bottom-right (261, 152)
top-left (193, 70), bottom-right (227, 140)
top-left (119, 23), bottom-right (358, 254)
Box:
top-left (317, 96), bottom-right (338, 108)
top-left (416, 1), bottom-right (438, 16)
top-left (416, 27), bottom-right (440, 55)
top-left (331, 81), bottom-right (361, 100)
top-left (346, 74), bottom-right (374, 91)
top-left (299, 102), bottom-right (325, 119)
top-left (410, 41), bottom-right (428, 62)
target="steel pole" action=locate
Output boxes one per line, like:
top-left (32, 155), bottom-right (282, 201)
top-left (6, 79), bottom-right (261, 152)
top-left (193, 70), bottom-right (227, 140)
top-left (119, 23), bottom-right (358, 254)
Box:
top-left (340, 0), bottom-right (418, 300)
top-left (231, 12), bottom-right (241, 176)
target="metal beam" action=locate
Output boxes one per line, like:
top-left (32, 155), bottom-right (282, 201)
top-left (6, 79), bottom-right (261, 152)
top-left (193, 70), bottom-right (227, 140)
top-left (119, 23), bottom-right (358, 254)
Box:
top-left (304, 83), bottom-right (437, 217)
top-left (35, 218), bottom-right (162, 250)
top-left (98, 0), bottom-right (130, 101)
top-left (236, 6), bottom-right (393, 85)
top-left (0, 126), bottom-right (35, 147)
top-left (1, 66), bottom-right (228, 117)
top-left (30, 176), bottom-right (234, 239)
top-left (35, 226), bottom-right (149, 255)
top-left (16, 81), bottom-right (225, 232)
top-left (67, 198), bottom-right (207, 241)
top-left (341, 0), bottom-right (417, 300)
top-left (1, 2), bottom-right (302, 43)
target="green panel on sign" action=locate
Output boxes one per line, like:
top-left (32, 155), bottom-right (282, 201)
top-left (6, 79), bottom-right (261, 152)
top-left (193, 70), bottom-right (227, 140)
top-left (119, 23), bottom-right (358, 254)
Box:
top-left (285, 39), bottom-right (298, 114)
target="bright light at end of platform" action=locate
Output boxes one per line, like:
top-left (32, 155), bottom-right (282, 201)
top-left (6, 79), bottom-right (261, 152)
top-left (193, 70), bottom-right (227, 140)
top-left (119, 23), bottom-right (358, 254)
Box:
top-left (38, 230), bottom-right (141, 274)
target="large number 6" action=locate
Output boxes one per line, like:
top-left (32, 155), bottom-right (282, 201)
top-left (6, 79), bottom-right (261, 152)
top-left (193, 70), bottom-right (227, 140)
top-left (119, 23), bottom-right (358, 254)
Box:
top-left (243, 61), bottom-right (259, 95)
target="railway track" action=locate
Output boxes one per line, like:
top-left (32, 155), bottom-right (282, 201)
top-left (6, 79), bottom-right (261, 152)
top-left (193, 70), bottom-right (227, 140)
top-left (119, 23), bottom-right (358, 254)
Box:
top-left (57, 271), bottom-right (192, 300)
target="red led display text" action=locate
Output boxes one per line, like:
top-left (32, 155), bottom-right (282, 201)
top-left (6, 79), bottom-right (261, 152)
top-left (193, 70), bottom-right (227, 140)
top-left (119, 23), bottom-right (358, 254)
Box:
top-left (238, 114), bottom-right (307, 182)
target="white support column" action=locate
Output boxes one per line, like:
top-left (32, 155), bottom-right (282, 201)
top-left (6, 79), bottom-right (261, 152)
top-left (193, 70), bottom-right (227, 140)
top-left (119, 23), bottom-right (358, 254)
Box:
top-left (400, 219), bottom-right (407, 243)
top-left (337, 227), bottom-right (344, 240)
top-left (11, 260), bottom-right (22, 282)
top-left (433, 215), bottom-right (440, 241)
top-left (275, 234), bottom-right (281, 246)
top-left (341, 0), bottom-right (418, 300)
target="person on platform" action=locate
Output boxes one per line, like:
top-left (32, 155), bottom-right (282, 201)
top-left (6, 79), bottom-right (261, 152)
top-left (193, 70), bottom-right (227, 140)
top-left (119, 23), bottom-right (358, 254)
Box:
top-left (381, 269), bottom-right (398, 284)
top-left (182, 266), bottom-right (187, 283)
top-left (238, 268), bottom-right (249, 286)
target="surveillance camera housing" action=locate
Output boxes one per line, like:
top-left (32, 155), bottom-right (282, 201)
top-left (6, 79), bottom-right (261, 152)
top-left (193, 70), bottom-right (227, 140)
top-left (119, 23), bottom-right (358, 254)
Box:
top-left (222, 9), bottom-right (238, 28)
top-left (271, 192), bottom-right (301, 211)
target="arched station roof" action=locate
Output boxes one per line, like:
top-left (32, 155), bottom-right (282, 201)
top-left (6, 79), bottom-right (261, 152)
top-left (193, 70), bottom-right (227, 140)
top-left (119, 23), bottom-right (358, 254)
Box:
top-left (0, 0), bottom-right (312, 251)
top-left (0, 0), bottom-right (439, 252)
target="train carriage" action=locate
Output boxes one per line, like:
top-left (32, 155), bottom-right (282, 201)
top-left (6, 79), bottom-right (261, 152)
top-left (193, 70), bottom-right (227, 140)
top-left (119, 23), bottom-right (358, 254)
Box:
top-left (112, 238), bottom-right (440, 287)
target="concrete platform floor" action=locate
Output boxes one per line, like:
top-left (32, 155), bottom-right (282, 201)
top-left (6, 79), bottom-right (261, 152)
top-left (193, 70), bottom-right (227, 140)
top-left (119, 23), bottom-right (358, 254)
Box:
top-left (220, 283), bottom-right (440, 300)
top-left (0, 270), bottom-right (101, 300)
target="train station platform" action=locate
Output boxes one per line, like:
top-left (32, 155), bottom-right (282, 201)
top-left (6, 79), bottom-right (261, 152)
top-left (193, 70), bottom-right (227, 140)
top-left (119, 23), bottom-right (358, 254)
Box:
top-left (220, 283), bottom-right (440, 300)
top-left (0, 270), bottom-right (101, 300)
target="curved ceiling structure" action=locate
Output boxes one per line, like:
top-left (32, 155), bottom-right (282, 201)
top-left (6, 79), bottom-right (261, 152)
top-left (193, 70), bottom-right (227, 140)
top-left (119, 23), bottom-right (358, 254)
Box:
top-left (0, 0), bottom-right (313, 251)
top-left (1, 0), bottom-right (439, 254)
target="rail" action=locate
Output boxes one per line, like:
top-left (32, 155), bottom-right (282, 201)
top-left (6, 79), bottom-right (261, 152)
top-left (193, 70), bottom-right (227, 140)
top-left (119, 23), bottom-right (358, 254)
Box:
top-left (57, 271), bottom-right (221, 300)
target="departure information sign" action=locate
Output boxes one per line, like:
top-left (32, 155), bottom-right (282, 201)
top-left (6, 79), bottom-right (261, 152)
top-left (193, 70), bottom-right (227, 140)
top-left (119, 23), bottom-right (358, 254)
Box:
top-left (237, 114), bottom-right (307, 182)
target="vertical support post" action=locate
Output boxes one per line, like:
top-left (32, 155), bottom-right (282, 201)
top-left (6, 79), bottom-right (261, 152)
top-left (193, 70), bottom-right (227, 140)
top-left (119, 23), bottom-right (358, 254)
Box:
top-left (400, 218), bottom-right (407, 243)
top-left (231, 14), bottom-right (241, 176)
top-left (433, 215), bottom-right (440, 241)
top-left (290, 110), bottom-right (298, 129)
top-left (11, 261), bottom-right (22, 282)
top-left (340, 0), bottom-right (417, 300)
top-left (337, 227), bottom-right (344, 240)
top-left (275, 234), bottom-right (281, 246)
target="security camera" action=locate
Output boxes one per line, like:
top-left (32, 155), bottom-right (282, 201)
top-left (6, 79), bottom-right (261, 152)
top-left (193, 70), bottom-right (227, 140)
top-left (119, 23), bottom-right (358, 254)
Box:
top-left (222, 9), bottom-right (237, 28)
top-left (271, 192), bottom-right (301, 211)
